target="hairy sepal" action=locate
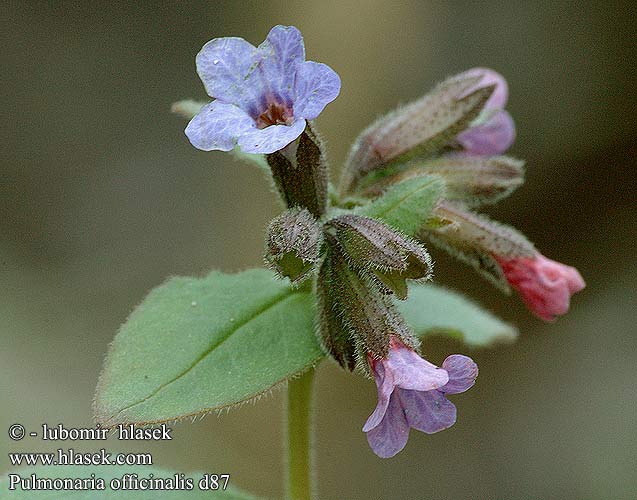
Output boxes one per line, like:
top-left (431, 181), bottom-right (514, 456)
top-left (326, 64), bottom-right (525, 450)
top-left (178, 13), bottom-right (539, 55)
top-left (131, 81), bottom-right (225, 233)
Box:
top-left (421, 201), bottom-right (536, 290)
top-left (362, 155), bottom-right (525, 207)
top-left (326, 214), bottom-right (432, 299)
top-left (266, 122), bottom-right (328, 218)
top-left (340, 74), bottom-right (493, 194)
top-left (316, 243), bottom-right (419, 374)
top-left (265, 207), bottom-right (323, 286)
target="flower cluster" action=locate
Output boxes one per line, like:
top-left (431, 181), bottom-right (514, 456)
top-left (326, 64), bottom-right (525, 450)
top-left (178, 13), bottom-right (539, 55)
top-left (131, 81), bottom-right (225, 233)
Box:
top-left (179, 25), bottom-right (584, 458)
top-left (340, 65), bottom-right (585, 322)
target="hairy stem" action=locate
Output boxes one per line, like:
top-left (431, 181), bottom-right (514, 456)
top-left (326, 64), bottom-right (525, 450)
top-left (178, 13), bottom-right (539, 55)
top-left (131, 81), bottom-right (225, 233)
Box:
top-left (285, 368), bottom-right (315, 500)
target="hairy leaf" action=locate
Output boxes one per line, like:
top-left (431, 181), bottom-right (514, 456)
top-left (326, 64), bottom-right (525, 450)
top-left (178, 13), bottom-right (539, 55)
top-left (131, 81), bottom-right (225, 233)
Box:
top-left (95, 269), bottom-right (322, 426)
top-left (355, 175), bottom-right (444, 237)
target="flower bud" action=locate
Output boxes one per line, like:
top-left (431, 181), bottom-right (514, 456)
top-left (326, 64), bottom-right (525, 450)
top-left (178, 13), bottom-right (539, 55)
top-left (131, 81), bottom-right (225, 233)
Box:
top-left (455, 67), bottom-right (508, 111)
top-left (421, 201), bottom-right (585, 320)
top-left (494, 254), bottom-right (585, 321)
top-left (326, 214), bottom-right (432, 299)
top-left (264, 207), bottom-right (323, 285)
top-left (422, 201), bottom-right (536, 290)
top-left (316, 242), bottom-right (419, 371)
top-left (452, 68), bottom-right (515, 156)
top-left (361, 155), bottom-right (524, 207)
top-left (456, 109), bottom-right (515, 156)
top-left (340, 71), bottom-right (495, 195)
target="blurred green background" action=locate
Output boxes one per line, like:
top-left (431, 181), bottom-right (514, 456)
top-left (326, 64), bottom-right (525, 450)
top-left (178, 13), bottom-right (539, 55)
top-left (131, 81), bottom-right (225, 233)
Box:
top-left (2, 1), bottom-right (635, 499)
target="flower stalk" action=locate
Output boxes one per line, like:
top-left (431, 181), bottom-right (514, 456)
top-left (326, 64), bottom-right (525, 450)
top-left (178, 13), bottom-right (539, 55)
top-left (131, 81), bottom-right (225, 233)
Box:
top-left (285, 369), bottom-right (315, 500)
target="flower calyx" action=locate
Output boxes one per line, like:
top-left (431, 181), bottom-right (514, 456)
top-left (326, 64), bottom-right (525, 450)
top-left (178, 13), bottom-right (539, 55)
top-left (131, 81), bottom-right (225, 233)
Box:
top-left (264, 207), bottom-right (323, 286)
top-left (316, 242), bottom-right (419, 372)
top-left (266, 123), bottom-right (328, 218)
top-left (325, 214), bottom-right (432, 299)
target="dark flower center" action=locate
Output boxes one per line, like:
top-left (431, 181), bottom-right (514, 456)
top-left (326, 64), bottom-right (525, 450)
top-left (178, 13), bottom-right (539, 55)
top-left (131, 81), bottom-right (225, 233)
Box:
top-left (256, 102), bottom-right (293, 129)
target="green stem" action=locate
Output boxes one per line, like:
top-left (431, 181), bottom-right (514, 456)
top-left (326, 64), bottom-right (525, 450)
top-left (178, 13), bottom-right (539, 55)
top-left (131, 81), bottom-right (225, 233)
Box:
top-left (286, 368), bottom-right (315, 500)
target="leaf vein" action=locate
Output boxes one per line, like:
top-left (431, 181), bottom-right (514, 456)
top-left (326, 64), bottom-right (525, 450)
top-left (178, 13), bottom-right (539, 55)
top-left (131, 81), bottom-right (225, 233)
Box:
top-left (113, 288), bottom-right (295, 418)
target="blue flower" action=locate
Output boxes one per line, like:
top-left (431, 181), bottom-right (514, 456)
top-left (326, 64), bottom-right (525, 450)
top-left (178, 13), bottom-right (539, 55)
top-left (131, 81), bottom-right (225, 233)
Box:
top-left (185, 25), bottom-right (341, 154)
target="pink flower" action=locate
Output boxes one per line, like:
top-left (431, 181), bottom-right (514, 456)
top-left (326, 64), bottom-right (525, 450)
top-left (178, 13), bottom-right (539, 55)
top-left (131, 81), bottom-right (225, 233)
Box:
top-left (363, 337), bottom-right (478, 458)
top-left (495, 254), bottom-right (586, 321)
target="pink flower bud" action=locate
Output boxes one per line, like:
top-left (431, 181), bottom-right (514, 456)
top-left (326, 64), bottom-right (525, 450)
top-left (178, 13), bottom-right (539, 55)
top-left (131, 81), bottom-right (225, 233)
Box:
top-left (495, 254), bottom-right (585, 321)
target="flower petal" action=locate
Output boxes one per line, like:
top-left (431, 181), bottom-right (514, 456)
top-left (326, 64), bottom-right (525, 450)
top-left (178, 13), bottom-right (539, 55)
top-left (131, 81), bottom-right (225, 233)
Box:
top-left (458, 67), bottom-right (508, 110)
top-left (365, 393), bottom-right (410, 458)
top-left (264, 25), bottom-right (305, 67)
top-left (294, 61), bottom-right (341, 120)
top-left (236, 118), bottom-right (306, 154)
top-left (196, 37), bottom-right (258, 104)
top-left (256, 25), bottom-right (305, 108)
top-left (363, 360), bottom-right (395, 432)
top-left (399, 388), bottom-right (457, 434)
top-left (457, 110), bottom-right (516, 155)
top-left (386, 339), bottom-right (449, 392)
top-left (185, 101), bottom-right (255, 151)
top-left (441, 355), bottom-right (478, 394)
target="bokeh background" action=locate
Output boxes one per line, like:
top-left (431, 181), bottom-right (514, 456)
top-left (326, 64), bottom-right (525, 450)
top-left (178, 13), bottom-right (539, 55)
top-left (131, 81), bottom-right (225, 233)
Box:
top-left (2, 1), bottom-right (635, 499)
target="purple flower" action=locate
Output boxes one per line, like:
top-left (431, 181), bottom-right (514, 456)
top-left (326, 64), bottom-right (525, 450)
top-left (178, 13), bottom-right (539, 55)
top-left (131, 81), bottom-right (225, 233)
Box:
top-left (363, 337), bottom-right (478, 458)
top-left (185, 25), bottom-right (341, 154)
top-left (456, 67), bottom-right (515, 155)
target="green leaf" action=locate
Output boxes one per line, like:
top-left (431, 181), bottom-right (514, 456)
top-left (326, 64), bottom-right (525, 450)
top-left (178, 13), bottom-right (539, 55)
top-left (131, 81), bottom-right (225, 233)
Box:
top-left (398, 283), bottom-right (517, 346)
top-left (95, 269), bottom-right (323, 426)
top-left (0, 466), bottom-right (259, 499)
top-left (355, 175), bottom-right (444, 237)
